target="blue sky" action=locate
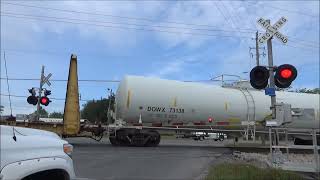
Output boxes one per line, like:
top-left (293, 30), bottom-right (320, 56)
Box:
top-left (0, 1), bottom-right (319, 115)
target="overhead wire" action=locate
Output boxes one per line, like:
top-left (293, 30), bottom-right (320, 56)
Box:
top-left (273, 41), bottom-right (320, 52)
top-left (223, 1), bottom-right (255, 69)
top-left (0, 11), bottom-right (255, 34)
top-left (0, 77), bottom-right (231, 83)
top-left (244, 2), bottom-right (318, 18)
top-left (2, 1), bottom-right (257, 30)
top-left (0, 93), bottom-right (91, 102)
top-left (0, 77), bottom-right (120, 83)
top-left (0, 13), bottom-right (253, 39)
top-left (220, 1), bottom-right (252, 47)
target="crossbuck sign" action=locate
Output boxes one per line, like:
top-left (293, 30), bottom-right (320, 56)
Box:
top-left (41, 73), bottom-right (52, 86)
top-left (257, 17), bottom-right (288, 44)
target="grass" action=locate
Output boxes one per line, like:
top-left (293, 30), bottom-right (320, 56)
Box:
top-left (205, 163), bottom-right (303, 180)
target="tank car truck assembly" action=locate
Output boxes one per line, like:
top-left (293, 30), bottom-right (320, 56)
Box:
top-left (107, 75), bottom-right (320, 146)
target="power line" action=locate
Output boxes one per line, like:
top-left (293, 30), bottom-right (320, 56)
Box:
top-left (273, 41), bottom-right (320, 52)
top-left (219, 1), bottom-right (252, 48)
top-left (288, 38), bottom-right (320, 48)
top-left (240, 1), bottom-right (258, 30)
top-left (0, 77), bottom-right (231, 83)
top-left (0, 93), bottom-right (92, 102)
top-left (245, 2), bottom-right (319, 18)
top-left (0, 13), bottom-right (253, 39)
top-left (0, 78), bottom-right (120, 83)
top-left (3, 1), bottom-right (257, 31)
top-left (1, 14), bottom-right (318, 49)
top-left (1, 11), bottom-right (255, 34)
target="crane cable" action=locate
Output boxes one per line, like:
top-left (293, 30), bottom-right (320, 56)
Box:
top-left (3, 51), bottom-right (13, 116)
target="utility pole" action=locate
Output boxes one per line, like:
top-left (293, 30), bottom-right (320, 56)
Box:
top-left (249, 31), bottom-right (265, 66)
top-left (36, 65), bottom-right (44, 121)
top-left (255, 31), bottom-right (260, 66)
top-left (266, 20), bottom-right (276, 119)
top-left (107, 89), bottom-right (113, 124)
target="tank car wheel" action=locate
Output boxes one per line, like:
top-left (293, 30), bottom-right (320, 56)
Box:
top-left (109, 136), bottom-right (119, 146)
top-left (146, 130), bottom-right (161, 147)
top-left (116, 129), bottom-right (131, 146)
top-left (219, 135), bottom-right (224, 141)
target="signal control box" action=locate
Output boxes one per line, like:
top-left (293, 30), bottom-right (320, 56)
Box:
top-left (266, 103), bottom-right (316, 127)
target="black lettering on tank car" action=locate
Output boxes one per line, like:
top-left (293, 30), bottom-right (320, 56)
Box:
top-left (147, 106), bottom-right (166, 112)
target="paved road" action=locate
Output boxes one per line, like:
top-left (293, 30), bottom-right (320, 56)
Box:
top-left (68, 138), bottom-right (232, 180)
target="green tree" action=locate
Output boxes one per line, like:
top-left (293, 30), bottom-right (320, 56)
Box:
top-left (0, 105), bottom-right (4, 115)
top-left (296, 88), bottom-right (320, 94)
top-left (30, 107), bottom-right (49, 118)
top-left (81, 98), bottom-right (114, 124)
top-left (49, 112), bottom-right (64, 118)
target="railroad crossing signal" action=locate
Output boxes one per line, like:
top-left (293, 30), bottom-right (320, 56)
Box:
top-left (40, 89), bottom-right (52, 106)
top-left (274, 64), bottom-right (297, 88)
top-left (250, 64), bottom-right (297, 89)
top-left (27, 88), bottom-right (38, 105)
top-left (250, 66), bottom-right (270, 89)
top-left (27, 88), bottom-right (52, 106)
top-left (257, 17), bottom-right (288, 44)
top-left (40, 96), bottom-right (50, 106)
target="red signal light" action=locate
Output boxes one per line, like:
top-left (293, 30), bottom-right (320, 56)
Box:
top-left (275, 64), bottom-right (297, 88)
top-left (280, 69), bottom-right (292, 79)
top-left (41, 97), bottom-right (48, 104)
top-left (40, 96), bottom-right (50, 106)
top-left (208, 117), bottom-right (213, 123)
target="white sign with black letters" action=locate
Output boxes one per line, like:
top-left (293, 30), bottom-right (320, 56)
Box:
top-left (257, 17), bottom-right (288, 44)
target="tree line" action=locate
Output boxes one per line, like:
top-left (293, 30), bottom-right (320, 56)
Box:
top-left (30, 97), bottom-right (114, 124)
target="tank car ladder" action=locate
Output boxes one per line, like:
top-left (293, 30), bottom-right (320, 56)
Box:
top-left (239, 88), bottom-right (256, 141)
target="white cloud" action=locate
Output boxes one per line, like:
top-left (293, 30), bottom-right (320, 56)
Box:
top-left (146, 59), bottom-right (185, 78)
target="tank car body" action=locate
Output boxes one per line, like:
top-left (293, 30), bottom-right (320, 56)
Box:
top-left (109, 75), bottom-right (319, 146)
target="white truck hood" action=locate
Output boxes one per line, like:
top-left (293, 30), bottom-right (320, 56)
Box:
top-left (1, 125), bottom-right (68, 171)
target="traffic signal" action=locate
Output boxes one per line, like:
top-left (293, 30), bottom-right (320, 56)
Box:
top-left (40, 96), bottom-right (50, 106)
top-left (44, 89), bottom-right (51, 96)
top-left (27, 88), bottom-right (38, 105)
top-left (249, 64), bottom-right (297, 90)
top-left (249, 66), bottom-right (269, 89)
top-left (274, 64), bottom-right (297, 88)
top-left (40, 89), bottom-right (51, 106)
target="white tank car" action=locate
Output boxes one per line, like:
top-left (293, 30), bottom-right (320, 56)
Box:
top-left (115, 75), bottom-right (319, 129)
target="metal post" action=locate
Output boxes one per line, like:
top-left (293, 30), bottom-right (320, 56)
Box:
top-left (36, 65), bottom-right (44, 121)
top-left (269, 128), bottom-right (273, 160)
top-left (107, 89), bottom-right (112, 124)
top-left (312, 129), bottom-right (319, 173)
top-left (275, 129), bottom-right (280, 146)
top-left (255, 31), bottom-right (260, 66)
top-left (266, 24), bottom-right (276, 119)
top-left (221, 75), bottom-right (224, 86)
top-left (253, 124), bottom-right (256, 142)
top-left (285, 129), bottom-right (289, 159)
